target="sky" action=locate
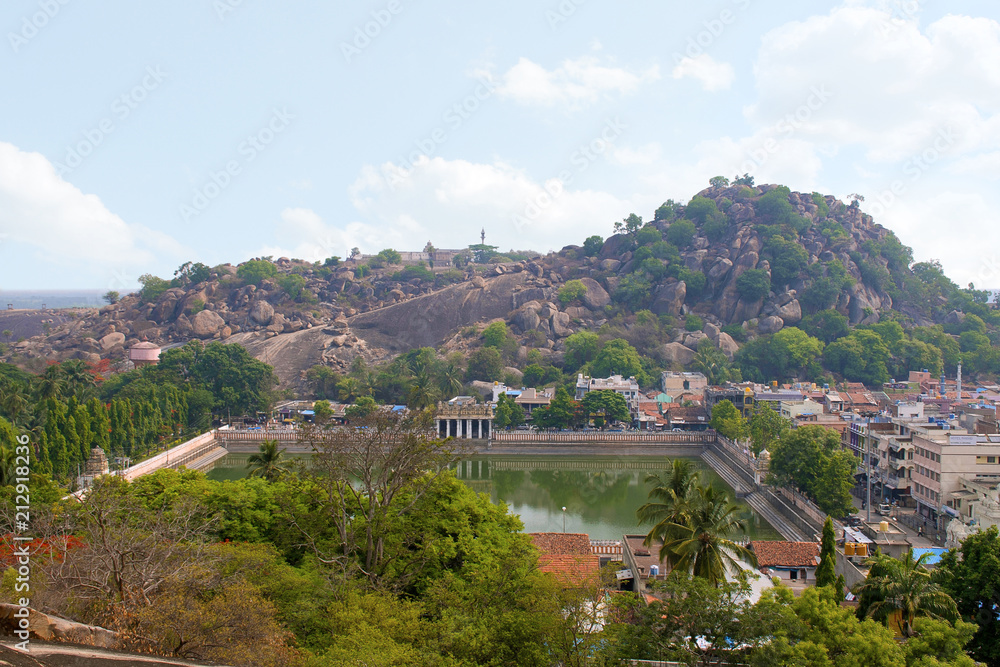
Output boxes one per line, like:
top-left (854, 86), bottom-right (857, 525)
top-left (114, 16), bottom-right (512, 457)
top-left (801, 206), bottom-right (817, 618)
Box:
top-left (1, 0), bottom-right (998, 292)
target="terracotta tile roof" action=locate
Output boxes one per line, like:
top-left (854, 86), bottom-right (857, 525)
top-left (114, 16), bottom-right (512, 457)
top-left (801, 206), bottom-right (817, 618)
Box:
top-left (750, 541), bottom-right (820, 568)
top-left (529, 532), bottom-right (592, 555)
top-left (538, 554), bottom-right (601, 586)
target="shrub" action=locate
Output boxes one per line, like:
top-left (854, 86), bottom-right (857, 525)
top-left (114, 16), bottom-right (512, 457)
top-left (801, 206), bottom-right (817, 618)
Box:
top-left (679, 269), bottom-right (707, 302)
top-left (558, 280), bottom-right (587, 304)
top-left (721, 324), bottom-right (747, 342)
top-left (394, 265), bottom-right (434, 282)
top-left (138, 274), bottom-right (171, 303)
top-left (736, 269), bottom-right (771, 302)
top-left (277, 274), bottom-right (307, 300)
top-left (436, 269), bottom-right (464, 286)
top-left (685, 314), bottom-right (704, 331)
top-left (811, 192), bottom-right (830, 217)
top-left (684, 196), bottom-right (719, 224)
top-left (187, 298), bottom-right (206, 314)
top-left (634, 225), bottom-right (661, 246)
top-left (654, 199), bottom-right (681, 221)
top-left (377, 249), bottom-right (402, 265)
top-left (482, 321), bottom-right (509, 348)
top-left (237, 259), bottom-right (278, 286)
top-left (703, 214), bottom-right (729, 242)
top-left (650, 241), bottom-right (679, 262)
top-left (666, 220), bottom-right (697, 248)
top-left (583, 235), bottom-right (604, 257)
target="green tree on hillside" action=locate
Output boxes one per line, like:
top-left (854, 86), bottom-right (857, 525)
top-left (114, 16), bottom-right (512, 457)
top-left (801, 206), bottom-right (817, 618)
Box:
top-left (591, 339), bottom-right (643, 379)
top-left (237, 259), bottom-right (278, 286)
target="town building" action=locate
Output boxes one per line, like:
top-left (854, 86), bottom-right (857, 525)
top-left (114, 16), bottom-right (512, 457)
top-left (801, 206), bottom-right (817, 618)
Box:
top-left (515, 387), bottom-right (555, 417)
top-left (661, 371), bottom-right (708, 395)
top-left (575, 374), bottom-right (641, 421)
top-left (778, 398), bottom-right (825, 420)
top-left (704, 386), bottom-right (755, 418)
top-left (128, 340), bottom-right (161, 368)
top-left (749, 541), bottom-right (820, 584)
top-left (435, 396), bottom-right (493, 439)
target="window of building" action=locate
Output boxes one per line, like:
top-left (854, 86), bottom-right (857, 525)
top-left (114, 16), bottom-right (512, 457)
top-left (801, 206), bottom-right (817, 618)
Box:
top-left (990, 456), bottom-right (997, 464)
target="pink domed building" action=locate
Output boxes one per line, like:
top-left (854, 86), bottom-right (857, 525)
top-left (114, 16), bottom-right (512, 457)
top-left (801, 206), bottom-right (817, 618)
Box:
top-left (129, 340), bottom-right (161, 368)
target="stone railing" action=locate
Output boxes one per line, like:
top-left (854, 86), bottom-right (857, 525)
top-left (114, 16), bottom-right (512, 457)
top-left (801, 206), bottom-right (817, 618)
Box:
top-left (123, 430), bottom-right (220, 480)
top-left (490, 431), bottom-right (715, 444)
top-left (216, 429), bottom-right (300, 442)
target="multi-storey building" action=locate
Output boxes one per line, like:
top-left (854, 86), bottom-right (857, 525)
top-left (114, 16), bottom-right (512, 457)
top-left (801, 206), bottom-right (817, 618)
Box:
top-left (575, 374), bottom-right (641, 422)
top-left (703, 386), bottom-right (755, 418)
top-left (660, 371), bottom-right (708, 395)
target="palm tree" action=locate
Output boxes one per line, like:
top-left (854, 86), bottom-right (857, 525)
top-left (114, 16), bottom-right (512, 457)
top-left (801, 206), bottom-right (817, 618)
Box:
top-left (663, 485), bottom-right (757, 586)
top-left (691, 344), bottom-right (730, 386)
top-left (0, 380), bottom-right (29, 427)
top-left (855, 549), bottom-right (958, 637)
top-left (246, 440), bottom-right (289, 482)
top-left (637, 460), bottom-right (701, 565)
top-left (60, 359), bottom-right (96, 398)
top-left (0, 446), bottom-right (16, 486)
top-left (36, 366), bottom-right (65, 401)
top-left (438, 361), bottom-right (465, 398)
top-left (407, 373), bottom-right (438, 410)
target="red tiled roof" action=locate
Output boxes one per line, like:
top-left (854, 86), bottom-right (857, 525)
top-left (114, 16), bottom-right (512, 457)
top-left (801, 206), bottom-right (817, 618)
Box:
top-left (538, 554), bottom-right (601, 586)
top-left (750, 541), bottom-right (820, 568)
top-left (529, 532), bottom-right (592, 555)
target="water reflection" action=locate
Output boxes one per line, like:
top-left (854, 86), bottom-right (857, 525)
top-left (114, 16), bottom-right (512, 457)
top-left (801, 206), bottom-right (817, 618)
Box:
top-left (451, 456), bottom-right (781, 541)
top-left (204, 453), bottom-right (779, 541)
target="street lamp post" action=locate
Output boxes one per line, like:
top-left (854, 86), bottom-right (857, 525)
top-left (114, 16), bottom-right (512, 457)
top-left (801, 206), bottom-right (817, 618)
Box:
top-left (562, 506), bottom-right (567, 533)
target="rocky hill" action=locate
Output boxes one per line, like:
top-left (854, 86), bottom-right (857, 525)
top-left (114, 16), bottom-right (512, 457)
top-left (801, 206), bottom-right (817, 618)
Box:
top-left (0, 183), bottom-right (954, 390)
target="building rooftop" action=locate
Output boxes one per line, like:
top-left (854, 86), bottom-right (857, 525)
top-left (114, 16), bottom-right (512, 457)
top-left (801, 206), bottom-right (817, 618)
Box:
top-left (537, 554), bottom-right (601, 586)
top-left (749, 541), bottom-right (820, 568)
top-left (529, 532), bottom-right (593, 556)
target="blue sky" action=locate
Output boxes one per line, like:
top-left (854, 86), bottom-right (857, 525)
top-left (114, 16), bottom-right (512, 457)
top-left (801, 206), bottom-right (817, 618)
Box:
top-left (1, 0), bottom-right (998, 291)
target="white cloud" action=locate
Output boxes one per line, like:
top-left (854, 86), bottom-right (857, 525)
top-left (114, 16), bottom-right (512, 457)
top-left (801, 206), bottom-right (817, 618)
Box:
top-left (0, 142), bottom-right (186, 286)
top-left (496, 56), bottom-right (659, 109)
top-left (610, 142), bottom-right (662, 166)
top-left (671, 54), bottom-right (735, 92)
top-left (872, 191), bottom-right (1000, 288)
top-left (749, 6), bottom-right (1000, 162)
top-left (258, 208), bottom-right (395, 262)
top-left (347, 156), bottom-right (640, 253)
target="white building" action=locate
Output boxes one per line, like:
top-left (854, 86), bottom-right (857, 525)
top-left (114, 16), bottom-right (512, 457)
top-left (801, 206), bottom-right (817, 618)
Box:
top-left (576, 374), bottom-right (640, 421)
